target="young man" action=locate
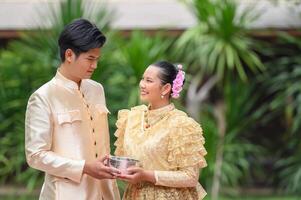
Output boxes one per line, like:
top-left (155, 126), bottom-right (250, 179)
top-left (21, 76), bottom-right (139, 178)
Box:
top-left (25, 19), bottom-right (120, 200)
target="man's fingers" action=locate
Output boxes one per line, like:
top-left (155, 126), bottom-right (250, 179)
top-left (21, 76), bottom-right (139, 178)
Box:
top-left (101, 165), bottom-right (121, 175)
top-left (109, 166), bottom-right (121, 174)
top-left (99, 155), bottom-right (109, 163)
top-left (97, 170), bottom-right (118, 179)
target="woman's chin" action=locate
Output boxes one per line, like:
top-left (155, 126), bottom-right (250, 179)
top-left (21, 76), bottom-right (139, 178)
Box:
top-left (139, 95), bottom-right (149, 103)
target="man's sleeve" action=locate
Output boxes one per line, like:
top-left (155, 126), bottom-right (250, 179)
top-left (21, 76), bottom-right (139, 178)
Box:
top-left (25, 92), bottom-right (85, 183)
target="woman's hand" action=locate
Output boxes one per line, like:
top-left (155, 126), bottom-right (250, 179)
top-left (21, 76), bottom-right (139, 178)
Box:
top-left (117, 166), bottom-right (156, 184)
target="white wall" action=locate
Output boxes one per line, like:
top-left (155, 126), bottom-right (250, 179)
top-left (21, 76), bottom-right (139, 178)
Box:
top-left (0, 0), bottom-right (300, 30)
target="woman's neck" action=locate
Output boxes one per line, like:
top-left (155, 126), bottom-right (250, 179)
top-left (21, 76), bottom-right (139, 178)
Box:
top-left (149, 101), bottom-right (170, 110)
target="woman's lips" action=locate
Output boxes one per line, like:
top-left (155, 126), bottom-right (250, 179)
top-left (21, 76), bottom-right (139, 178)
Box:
top-left (140, 90), bottom-right (148, 95)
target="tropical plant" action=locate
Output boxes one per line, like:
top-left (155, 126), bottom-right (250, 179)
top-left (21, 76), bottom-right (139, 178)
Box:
top-left (175, 0), bottom-right (264, 198)
top-left (199, 79), bottom-right (263, 190)
top-left (176, 0), bottom-right (263, 120)
top-left (0, 47), bottom-right (53, 189)
top-left (259, 33), bottom-right (301, 194)
top-left (177, 0), bottom-right (262, 81)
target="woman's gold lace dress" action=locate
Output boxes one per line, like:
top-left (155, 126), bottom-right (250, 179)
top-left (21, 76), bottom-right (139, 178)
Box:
top-left (114, 104), bottom-right (207, 200)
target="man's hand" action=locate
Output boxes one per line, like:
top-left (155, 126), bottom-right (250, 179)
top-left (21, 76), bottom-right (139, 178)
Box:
top-left (117, 166), bottom-right (155, 184)
top-left (83, 155), bottom-right (120, 179)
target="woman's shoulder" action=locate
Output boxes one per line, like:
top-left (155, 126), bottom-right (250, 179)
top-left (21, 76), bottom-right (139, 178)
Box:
top-left (171, 109), bottom-right (201, 128)
top-left (117, 104), bottom-right (147, 120)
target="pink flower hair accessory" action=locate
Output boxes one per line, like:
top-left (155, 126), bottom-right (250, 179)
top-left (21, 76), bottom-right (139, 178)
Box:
top-left (171, 64), bottom-right (185, 99)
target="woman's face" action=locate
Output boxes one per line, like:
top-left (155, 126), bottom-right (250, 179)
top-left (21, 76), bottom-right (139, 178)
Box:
top-left (139, 65), bottom-right (165, 104)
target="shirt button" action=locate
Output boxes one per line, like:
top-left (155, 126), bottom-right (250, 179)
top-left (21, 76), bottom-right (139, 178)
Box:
top-left (92, 128), bottom-right (95, 133)
top-left (95, 153), bottom-right (98, 158)
top-left (94, 141), bottom-right (97, 145)
top-left (82, 93), bottom-right (85, 98)
top-left (90, 116), bottom-right (93, 121)
top-left (87, 104), bottom-right (89, 108)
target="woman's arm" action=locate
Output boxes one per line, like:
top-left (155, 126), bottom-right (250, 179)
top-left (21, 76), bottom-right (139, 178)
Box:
top-left (117, 166), bottom-right (199, 188)
top-left (154, 166), bottom-right (199, 187)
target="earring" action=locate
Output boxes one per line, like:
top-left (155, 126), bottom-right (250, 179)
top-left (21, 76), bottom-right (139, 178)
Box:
top-left (161, 94), bottom-right (164, 99)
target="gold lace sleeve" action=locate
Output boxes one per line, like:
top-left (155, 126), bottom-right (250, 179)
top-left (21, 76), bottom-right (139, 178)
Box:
top-left (155, 166), bottom-right (200, 187)
top-left (114, 109), bottom-right (129, 156)
top-left (167, 116), bottom-right (207, 170)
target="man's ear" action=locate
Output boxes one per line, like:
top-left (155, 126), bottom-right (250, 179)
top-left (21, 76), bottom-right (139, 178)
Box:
top-left (65, 49), bottom-right (74, 63)
top-left (161, 83), bottom-right (172, 96)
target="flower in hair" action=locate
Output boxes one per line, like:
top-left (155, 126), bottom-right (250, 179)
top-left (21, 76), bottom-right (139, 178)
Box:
top-left (171, 64), bottom-right (185, 99)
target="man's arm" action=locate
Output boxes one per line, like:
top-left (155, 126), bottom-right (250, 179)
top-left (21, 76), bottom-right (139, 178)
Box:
top-left (25, 92), bottom-right (85, 183)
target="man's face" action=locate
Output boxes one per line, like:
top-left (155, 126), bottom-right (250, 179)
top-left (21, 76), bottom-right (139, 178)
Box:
top-left (67, 48), bottom-right (101, 80)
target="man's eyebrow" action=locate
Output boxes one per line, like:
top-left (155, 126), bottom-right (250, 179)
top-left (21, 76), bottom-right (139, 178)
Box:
top-left (87, 55), bottom-right (100, 59)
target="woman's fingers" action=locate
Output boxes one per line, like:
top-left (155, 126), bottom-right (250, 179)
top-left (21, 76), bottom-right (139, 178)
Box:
top-left (117, 173), bottom-right (134, 179)
top-left (126, 166), bottom-right (140, 174)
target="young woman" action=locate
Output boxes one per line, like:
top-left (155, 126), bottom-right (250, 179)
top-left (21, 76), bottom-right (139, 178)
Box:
top-left (114, 61), bottom-right (207, 199)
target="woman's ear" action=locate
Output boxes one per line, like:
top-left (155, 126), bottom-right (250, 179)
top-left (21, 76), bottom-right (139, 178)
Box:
top-left (161, 83), bottom-right (172, 96)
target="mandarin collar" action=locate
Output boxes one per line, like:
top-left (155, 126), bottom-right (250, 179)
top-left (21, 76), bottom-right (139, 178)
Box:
top-left (148, 103), bottom-right (175, 117)
top-left (55, 70), bottom-right (81, 90)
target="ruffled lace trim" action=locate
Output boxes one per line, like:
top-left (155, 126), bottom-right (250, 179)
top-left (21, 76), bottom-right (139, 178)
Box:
top-left (168, 116), bottom-right (207, 169)
top-left (114, 109), bottom-right (129, 156)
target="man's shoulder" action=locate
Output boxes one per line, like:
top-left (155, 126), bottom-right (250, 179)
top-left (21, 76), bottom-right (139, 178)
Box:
top-left (31, 78), bottom-right (55, 97)
top-left (27, 78), bottom-right (55, 105)
top-left (84, 79), bottom-right (104, 91)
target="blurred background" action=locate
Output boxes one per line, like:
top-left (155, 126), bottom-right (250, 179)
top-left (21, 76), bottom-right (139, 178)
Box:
top-left (0, 0), bottom-right (301, 199)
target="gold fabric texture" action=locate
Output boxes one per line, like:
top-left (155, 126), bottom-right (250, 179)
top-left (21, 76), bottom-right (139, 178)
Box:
top-left (114, 104), bottom-right (207, 200)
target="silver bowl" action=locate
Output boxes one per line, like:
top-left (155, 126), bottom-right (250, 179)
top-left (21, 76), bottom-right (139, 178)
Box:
top-left (109, 156), bottom-right (139, 174)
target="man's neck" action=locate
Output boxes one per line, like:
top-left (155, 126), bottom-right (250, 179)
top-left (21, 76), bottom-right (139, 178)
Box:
top-left (59, 64), bottom-right (81, 88)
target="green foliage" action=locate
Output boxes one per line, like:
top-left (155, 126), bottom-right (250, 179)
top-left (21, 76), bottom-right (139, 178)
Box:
top-left (222, 80), bottom-right (262, 186)
top-left (199, 109), bottom-right (218, 188)
top-left (0, 47), bottom-right (53, 189)
top-left (200, 80), bottom-right (263, 189)
top-left (260, 33), bottom-right (301, 134)
top-left (258, 33), bottom-right (301, 194)
top-left (177, 0), bottom-right (263, 81)
top-left (276, 147), bottom-right (301, 195)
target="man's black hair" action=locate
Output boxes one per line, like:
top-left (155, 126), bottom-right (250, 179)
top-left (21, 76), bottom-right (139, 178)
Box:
top-left (58, 18), bottom-right (106, 62)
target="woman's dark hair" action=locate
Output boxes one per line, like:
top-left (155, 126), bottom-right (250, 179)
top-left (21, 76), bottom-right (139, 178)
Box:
top-left (152, 61), bottom-right (185, 87)
top-left (58, 18), bottom-right (106, 62)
